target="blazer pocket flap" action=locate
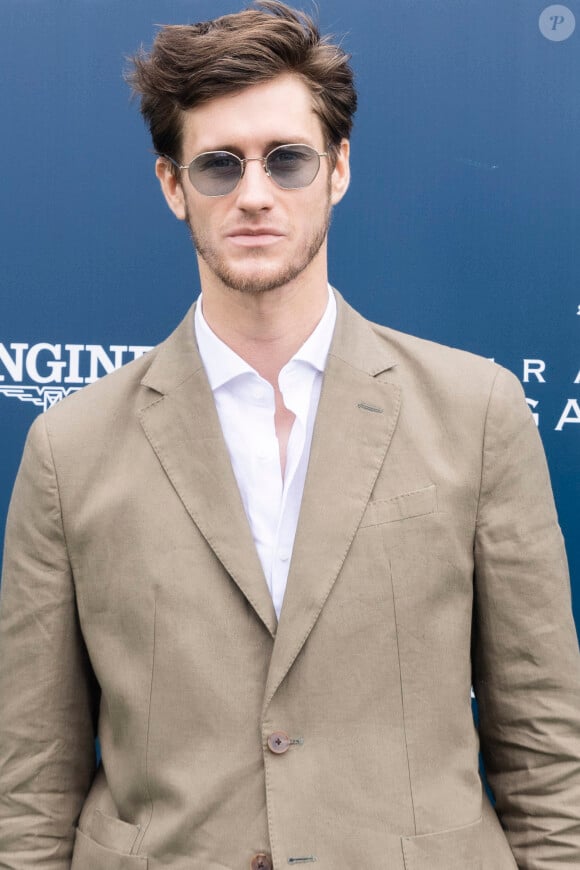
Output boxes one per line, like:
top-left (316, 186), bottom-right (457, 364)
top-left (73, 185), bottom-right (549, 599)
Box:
top-left (361, 484), bottom-right (437, 528)
top-left (85, 809), bottom-right (142, 854)
top-left (72, 828), bottom-right (147, 870)
top-left (401, 816), bottom-right (482, 870)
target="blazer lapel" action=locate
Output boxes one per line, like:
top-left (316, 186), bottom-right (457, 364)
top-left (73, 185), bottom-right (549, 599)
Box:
top-left (264, 294), bottom-right (401, 708)
top-left (138, 306), bottom-right (277, 637)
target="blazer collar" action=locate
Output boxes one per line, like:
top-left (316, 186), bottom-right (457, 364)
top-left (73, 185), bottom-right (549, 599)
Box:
top-left (140, 290), bottom-right (396, 398)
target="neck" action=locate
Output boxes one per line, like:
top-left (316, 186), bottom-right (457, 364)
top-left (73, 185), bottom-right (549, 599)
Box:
top-left (198, 267), bottom-right (329, 386)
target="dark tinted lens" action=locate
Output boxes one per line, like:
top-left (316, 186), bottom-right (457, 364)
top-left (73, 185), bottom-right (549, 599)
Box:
top-left (267, 145), bottom-right (320, 189)
top-left (189, 151), bottom-right (242, 195)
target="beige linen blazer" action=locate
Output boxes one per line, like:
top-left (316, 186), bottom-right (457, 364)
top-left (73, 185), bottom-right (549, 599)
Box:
top-left (1, 292), bottom-right (579, 870)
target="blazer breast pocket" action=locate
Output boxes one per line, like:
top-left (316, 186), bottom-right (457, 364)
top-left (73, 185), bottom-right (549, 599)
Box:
top-left (401, 816), bottom-right (481, 870)
top-left (359, 483), bottom-right (437, 528)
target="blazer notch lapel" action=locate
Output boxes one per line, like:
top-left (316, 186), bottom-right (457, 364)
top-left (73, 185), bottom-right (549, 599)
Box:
top-left (264, 350), bottom-right (401, 708)
top-left (138, 321), bottom-right (278, 638)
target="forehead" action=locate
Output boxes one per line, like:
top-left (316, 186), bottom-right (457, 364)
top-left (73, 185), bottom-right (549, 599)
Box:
top-left (180, 73), bottom-right (324, 156)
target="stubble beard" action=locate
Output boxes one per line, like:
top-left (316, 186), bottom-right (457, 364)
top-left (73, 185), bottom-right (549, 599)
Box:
top-left (184, 199), bottom-right (332, 295)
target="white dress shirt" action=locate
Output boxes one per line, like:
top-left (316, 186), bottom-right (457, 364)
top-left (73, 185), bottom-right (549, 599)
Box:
top-left (194, 288), bottom-right (336, 619)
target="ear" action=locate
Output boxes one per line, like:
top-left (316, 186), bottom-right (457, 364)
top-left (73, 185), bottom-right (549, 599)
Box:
top-left (155, 157), bottom-right (187, 221)
top-left (330, 138), bottom-right (350, 205)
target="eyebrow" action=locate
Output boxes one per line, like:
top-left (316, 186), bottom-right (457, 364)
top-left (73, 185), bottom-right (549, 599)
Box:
top-left (195, 138), bottom-right (315, 157)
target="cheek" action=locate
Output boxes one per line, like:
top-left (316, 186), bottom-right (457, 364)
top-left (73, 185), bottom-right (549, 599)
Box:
top-left (187, 202), bottom-right (232, 247)
top-left (300, 184), bottom-right (332, 220)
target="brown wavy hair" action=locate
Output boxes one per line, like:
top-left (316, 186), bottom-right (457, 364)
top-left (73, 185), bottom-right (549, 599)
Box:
top-left (126, 1), bottom-right (356, 172)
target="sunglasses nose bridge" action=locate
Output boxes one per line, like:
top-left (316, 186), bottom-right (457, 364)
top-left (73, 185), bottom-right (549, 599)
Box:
top-left (241, 155), bottom-right (271, 177)
top-left (234, 157), bottom-right (275, 199)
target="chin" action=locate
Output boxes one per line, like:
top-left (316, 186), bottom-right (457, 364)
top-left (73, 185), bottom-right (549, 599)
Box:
top-left (223, 276), bottom-right (291, 295)
top-left (217, 263), bottom-right (300, 295)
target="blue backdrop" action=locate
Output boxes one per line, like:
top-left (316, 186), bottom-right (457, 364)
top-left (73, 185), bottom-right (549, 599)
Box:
top-left (1, 0), bottom-right (578, 642)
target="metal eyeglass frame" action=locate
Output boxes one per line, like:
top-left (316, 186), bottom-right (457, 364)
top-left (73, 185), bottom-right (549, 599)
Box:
top-left (160, 143), bottom-right (329, 197)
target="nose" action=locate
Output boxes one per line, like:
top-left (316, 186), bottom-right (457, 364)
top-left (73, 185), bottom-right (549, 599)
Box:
top-left (234, 157), bottom-right (276, 211)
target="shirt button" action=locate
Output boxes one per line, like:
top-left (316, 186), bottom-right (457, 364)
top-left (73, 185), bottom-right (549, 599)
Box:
top-left (251, 854), bottom-right (273, 870)
top-left (278, 549), bottom-right (291, 562)
top-left (267, 731), bottom-right (291, 754)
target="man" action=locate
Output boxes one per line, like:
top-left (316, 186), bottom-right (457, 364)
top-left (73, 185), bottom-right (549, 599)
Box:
top-left (0, 2), bottom-right (579, 868)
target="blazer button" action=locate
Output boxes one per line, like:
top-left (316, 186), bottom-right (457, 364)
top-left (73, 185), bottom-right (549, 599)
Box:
top-left (267, 731), bottom-right (291, 754)
top-left (251, 853), bottom-right (273, 870)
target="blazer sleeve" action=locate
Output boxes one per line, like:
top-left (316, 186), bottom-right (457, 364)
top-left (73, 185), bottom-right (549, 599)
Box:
top-left (0, 414), bottom-right (98, 870)
top-left (472, 366), bottom-right (580, 868)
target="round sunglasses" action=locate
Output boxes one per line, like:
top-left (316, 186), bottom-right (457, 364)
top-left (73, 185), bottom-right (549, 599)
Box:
top-left (162, 143), bottom-right (328, 197)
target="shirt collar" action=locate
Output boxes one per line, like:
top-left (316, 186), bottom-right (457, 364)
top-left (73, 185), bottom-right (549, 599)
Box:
top-left (194, 285), bottom-right (337, 392)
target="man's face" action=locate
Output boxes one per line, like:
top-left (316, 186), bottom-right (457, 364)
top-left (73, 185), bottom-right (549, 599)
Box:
top-left (156, 73), bottom-right (350, 296)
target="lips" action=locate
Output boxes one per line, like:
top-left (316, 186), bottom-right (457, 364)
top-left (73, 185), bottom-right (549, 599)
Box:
top-left (226, 228), bottom-right (285, 247)
top-left (228, 227), bottom-right (283, 236)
